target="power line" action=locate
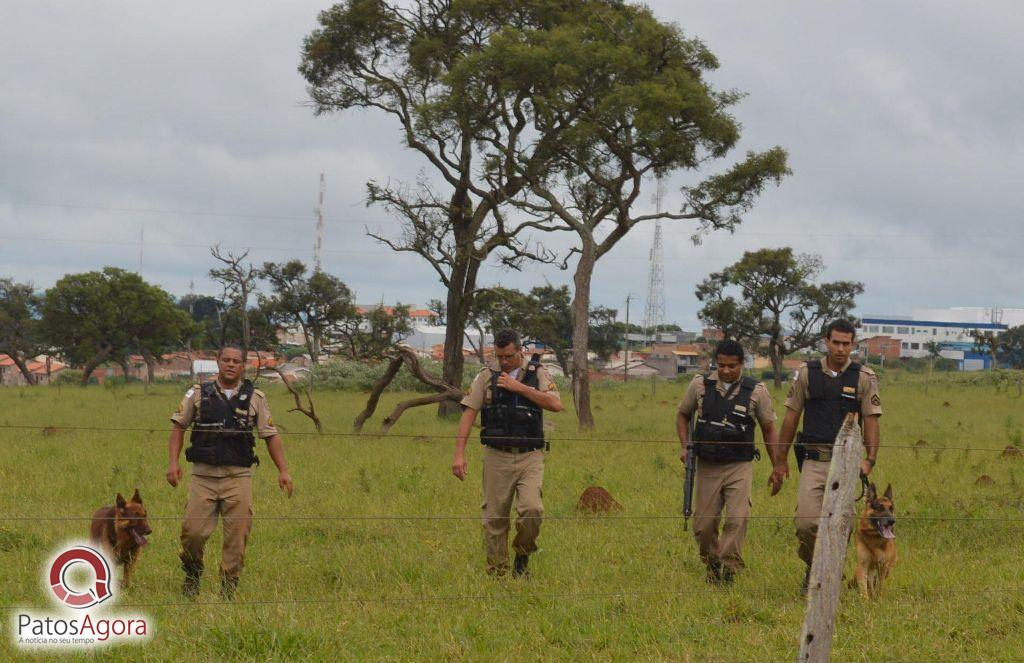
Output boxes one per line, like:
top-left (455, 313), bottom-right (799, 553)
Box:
top-left (2, 423), bottom-right (1020, 452)
top-left (8, 201), bottom-right (1024, 240)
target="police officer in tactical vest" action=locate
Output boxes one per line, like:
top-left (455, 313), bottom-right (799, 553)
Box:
top-left (770, 319), bottom-right (882, 591)
top-left (167, 344), bottom-right (294, 598)
top-left (452, 329), bottom-right (562, 577)
top-left (677, 339), bottom-right (778, 584)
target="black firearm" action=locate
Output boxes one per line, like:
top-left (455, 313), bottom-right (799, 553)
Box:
top-left (682, 437), bottom-right (696, 531)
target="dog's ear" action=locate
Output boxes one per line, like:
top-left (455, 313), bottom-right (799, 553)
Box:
top-left (116, 493), bottom-right (126, 510)
top-left (866, 483), bottom-right (877, 500)
top-left (883, 484), bottom-right (893, 501)
top-left (131, 488), bottom-right (142, 504)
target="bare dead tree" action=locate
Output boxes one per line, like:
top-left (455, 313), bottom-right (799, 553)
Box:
top-left (272, 367), bottom-right (322, 433)
top-left (209, 246), bottom-right (258, 360)
top-left (353, 345), bottom-right (464, 433)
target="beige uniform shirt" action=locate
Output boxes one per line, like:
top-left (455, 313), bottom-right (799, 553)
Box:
top-left (171, 381), bottom-right (279, 478)
top-left (678, 371), bottom-right (777, 427)
top-left (461, 359), bottom-right (559, 411)
top-left (784, 359), bottom-right (882, 419)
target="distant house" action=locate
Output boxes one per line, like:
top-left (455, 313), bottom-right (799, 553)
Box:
top-left (646, 344), bottom-right (709, 378)
top-left (0, 355), bottom-right (66, 386)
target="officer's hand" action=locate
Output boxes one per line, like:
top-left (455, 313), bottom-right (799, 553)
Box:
top-left (679, 447), bottom-right (688, 465)
top-left (859, 459), bottom-right (873, 479)
top-left (768, 463), bottom-right (789, 496)
top-left (496, 372), bottom-right (524, 393)
top-left (452, 453), bottom-right (468, 481)
top-left (278, 471), bottom-right (294, 497)
top-left (166, 462), bottom-right (182, 488)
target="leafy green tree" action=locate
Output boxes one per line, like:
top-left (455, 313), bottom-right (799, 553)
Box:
top-left (697, 248), bottom-right (863, 388)
top-left (260, 260), bottom-right (356, 362)
top-left (0, 278), bottom-right (44, 384)
top-left (481, 2), bottom-right (789, 427)
top-left (41, 268), bottom-right (191, 385)
top-left (336, 304), bottom-right (413, 359)
top-left (300, 0), bottom-right (568, 413)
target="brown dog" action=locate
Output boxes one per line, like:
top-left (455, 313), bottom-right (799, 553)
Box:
top-left (89, 489), bottom-right (152, 589)
top-left (851, 483), bottom-right (897, 598)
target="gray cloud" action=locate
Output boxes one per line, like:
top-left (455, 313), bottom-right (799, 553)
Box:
top-left (2, 0), bottom-right (1021, 330)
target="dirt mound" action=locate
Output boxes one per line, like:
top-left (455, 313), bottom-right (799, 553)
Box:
top-left (40, 426), bottom-right (61, 436)
top-left (577, 487), bottom-right (622, 514)
top-left (1002, 446), bottom-right (1023, 459)
top-left (975, 475), bottom-right (995, 487)
top-left (942, 402), bottom-right (952, 408)
top-left (915, 439), bottom-right (929, 448)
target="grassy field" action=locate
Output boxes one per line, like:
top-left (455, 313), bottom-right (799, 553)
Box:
top-left (2, 372), bottom-right (1023, 661)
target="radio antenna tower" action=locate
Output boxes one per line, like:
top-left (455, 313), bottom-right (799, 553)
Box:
top-left (314, 172), bottom-right (325, 272)
top-left (642, 176), bottom-right (666, 344)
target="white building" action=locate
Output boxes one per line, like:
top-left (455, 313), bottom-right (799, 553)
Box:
top-left (859, 307), bottom-right (1014, 370)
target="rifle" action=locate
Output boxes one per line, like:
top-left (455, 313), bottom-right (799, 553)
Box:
top-left (682, 436), bottom-right (696, 531)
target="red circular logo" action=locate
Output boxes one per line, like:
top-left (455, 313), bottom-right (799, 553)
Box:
top-left (48, 546), bottom-right (112, 609)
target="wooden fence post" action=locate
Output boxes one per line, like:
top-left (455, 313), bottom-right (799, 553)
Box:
top-left (798, 412), bottom-right (863, 663)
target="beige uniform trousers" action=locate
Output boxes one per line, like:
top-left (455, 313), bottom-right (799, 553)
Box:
top-left (179, 472), bottom-right (254, 581)
top-left (794, 459), bottom-right (857, 566)
top-left (481, 446), bottom-right (544, 574)
top-left (692, 459), bottom-right (754, 572)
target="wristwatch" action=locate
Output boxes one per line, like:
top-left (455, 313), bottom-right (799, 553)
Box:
top-left (865, 458), bottom-right (876, 467)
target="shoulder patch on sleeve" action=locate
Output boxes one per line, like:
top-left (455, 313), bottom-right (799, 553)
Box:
top-left (185, 388), bottom-right (195, 399)
top-left (871, 394), bottom-right (881, 406)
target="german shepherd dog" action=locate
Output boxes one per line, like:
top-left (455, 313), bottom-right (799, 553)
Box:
top-left (89, 489), bottom-right (152, 589)
top-left (851, 483), bottom-right (897, 598)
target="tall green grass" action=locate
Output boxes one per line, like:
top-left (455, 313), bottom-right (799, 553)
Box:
top-left (1, 373), bottom-right (1023, 660)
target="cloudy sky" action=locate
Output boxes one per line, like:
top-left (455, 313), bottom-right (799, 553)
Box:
top-left (2, 1), bottom-right (1021, 330)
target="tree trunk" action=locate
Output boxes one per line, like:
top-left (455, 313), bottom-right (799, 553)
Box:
top-left (140, 349), bottom-right (157, 383)
top-left (10, 353), bottom-right (37, 385)
top-left (81, 343), bottom-right (114, 385)
top-left (770, 340), bottom-right (783, 389)
top-left (438, 258), bottom-right (476, 417)
top-left (570, 240), bottom-right (597, 430)
top-left (117, 356), bottom-right (131, 381)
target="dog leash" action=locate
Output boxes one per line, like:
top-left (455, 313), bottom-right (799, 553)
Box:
top-left (856, 473), bottom-right (870, 501)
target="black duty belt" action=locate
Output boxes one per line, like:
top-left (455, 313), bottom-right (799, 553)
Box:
top-left (485, 444), bottom-right (541, 455)
top-left (802, 446), bottom-right (833, 462)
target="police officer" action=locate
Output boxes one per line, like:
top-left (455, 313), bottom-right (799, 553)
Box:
top-left (769, 319), bottom-right (882, 590)
top-left (452, 329), bottom-right (562, 577)
top-left (677, 339), bottom-right (778, 584)
top-left (166, 344), bottom-right (294, 598)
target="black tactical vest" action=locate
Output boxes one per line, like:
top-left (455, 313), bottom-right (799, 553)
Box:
top-left (692, 375), bottom-right (759, 462)
top-left (798, 359), bottom-right (861, 446)
top-left (185, 380), bottom-right (259, 467)
top-left (480, 354), bottom-right (545, 450)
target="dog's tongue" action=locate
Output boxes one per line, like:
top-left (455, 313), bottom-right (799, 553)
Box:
top-left (879, 524), bottom-right (896, 540)
top-left (132, 531), bottom-right (149, 547)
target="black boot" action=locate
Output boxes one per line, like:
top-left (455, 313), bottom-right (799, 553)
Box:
top-left (221, 577), bottom-right (239, 601)
top-left (705, 559), bottom-right (723, 585)
top-left (512, 554), bottom-right (530, 578)
top-left (182, 562), bottom-right (203, 599)
top-left (720, 566), bottom-right (736, 586)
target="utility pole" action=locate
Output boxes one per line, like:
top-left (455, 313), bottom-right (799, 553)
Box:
top-left (138, 228), bottom-right (144, 268)
top-left (314, 172), bottom-right (325, 272)
top-left (625, 294), bottom-right (633, 383)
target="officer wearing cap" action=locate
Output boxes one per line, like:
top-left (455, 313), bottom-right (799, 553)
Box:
top-left (770, 318), bottom-right (882, 591)
top-left (451, 329), bottom-right (562, 578)
top-left (677, 339), bottom-right (778, 584)
top-left (166, 343), bottom-right (294, 599)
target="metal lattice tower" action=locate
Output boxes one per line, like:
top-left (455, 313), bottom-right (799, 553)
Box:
top-left (642, 177), bottom-right (666, 341)
top-left (314, 172), bottom-right (325, 272)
